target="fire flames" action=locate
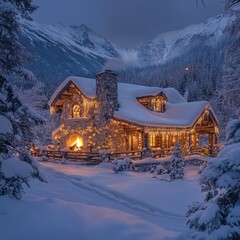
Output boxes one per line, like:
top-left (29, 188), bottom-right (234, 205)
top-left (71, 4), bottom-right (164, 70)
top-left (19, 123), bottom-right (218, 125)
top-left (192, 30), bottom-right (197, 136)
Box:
top-left (70, 137), bottom-right (83, 151)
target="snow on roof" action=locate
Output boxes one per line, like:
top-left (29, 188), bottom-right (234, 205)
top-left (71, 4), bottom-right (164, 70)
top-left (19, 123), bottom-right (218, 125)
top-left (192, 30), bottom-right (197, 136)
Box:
top-left (49, 76), bottom-right (210, 128)
top-left (48, 76), bottom-right (96, 105)
top-left (115, 100), bottom-right (208, 128)
top-left (0, 115), bottom-right (13, 134)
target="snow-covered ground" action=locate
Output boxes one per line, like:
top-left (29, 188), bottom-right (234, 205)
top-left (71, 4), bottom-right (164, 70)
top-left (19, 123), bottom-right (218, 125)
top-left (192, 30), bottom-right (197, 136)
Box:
top-left (0, 161), bottom-right (204, 240)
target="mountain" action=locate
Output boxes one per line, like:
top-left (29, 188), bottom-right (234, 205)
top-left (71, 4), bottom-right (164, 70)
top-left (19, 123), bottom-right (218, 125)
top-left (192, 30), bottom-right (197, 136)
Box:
top-left (19, 19), bottom-right (119, 88)
top-left (19, 13), bottom-right (233, 90)
top-left (138, 14), bottom-right (234, 66)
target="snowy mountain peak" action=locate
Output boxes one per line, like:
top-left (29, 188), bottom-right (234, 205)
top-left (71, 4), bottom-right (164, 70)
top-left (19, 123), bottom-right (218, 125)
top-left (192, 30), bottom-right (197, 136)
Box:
top-left (20, 19), bottom-right (118, 59)
top-left (19, 12), bottom-right (233, 88)
top-left (138, 13), bottom-right (234, 66)
top-left (19, 19), bottom-right (119, 87)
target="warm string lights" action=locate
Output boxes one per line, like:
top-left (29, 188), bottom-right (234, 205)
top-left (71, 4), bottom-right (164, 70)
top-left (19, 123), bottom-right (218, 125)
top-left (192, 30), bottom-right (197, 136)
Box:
top-left (50, 84), bottom-right (219, 155)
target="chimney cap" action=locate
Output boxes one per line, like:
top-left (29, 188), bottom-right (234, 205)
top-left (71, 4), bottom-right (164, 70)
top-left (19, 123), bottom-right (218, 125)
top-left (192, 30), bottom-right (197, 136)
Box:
top-left (96, 69), bottom-right (117, 76)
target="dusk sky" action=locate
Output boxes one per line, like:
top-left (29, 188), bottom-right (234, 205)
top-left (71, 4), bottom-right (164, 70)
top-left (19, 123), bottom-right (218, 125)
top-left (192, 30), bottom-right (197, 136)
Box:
top-left (32, 0), bottom-right (224, 47)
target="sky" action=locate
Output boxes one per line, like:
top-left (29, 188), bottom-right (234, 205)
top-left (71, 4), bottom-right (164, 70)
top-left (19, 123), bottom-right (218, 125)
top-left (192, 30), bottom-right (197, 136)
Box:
top-left (32, 0), bottom-right (224, 47)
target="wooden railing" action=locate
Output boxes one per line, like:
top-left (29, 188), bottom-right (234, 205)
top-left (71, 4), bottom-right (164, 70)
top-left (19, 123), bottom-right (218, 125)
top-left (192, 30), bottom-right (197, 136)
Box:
top-left (191, 145), bottom-right (222, 157)
top-left (38, 144), bottom-right (222, 164)
top-left (41, 150), bottom-right (101, 164)
top-left (111, 150), bottom-right (143, 159)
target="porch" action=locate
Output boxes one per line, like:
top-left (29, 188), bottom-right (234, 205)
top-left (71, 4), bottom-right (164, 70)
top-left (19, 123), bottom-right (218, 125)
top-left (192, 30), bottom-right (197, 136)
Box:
top-left (126, 128), bottom-right (218, 156)
top-left (39, 145), bottom-right (221, 165)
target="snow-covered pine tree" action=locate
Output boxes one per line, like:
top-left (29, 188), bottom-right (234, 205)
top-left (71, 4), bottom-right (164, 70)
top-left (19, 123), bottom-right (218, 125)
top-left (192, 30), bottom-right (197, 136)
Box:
top-left (0, 0), bottom-right (37, 81)
top-left (0, 76), bottom-right (44, 148)
top-left (0, 75), bottom-right (44, 199)
top-left (186, 118), bottom-right (240, 240)
top-left (169, 142), bottom-right (184, 181)
top-left (33, 111), bottom-right (60, 146)
top-left (225, 118), bottom-right (240, 144)
top-left (18, 81), bottom-right (48, 113)
top-left (0, 0), bottom-right (45, 199)
top-left (215, 0), bottom-right (240, 132)
top-left (181, 141), bottom-right (191, 156)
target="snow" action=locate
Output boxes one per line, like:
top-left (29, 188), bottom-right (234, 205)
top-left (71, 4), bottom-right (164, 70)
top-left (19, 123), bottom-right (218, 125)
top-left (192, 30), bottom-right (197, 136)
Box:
top-left (49, 76), bottom-right (212, 127)
top-left (48, 76), bottom-right (97, 103)
top-left (0, 114), bottom-right (13, 134)
top-left (198, 202), bottom-right (219, 225)
top-left (0, 157), bottom-right (33, 178)
top-left (205, 143), bottom-right (240, 188)
top-left (112, 157), bottom-right (134, 172)
top-left (19, 19), bottom-right (117, 60)
top-left (142, 13), bottom-right (234, 64)
top-left (0, 161), bottom-right (203, 239)
top-left (226, 118), bottom-right (240, 144)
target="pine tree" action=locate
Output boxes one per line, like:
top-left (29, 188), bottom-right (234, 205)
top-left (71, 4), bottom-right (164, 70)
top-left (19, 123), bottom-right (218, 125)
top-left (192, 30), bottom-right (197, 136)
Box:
top-left (186, 118), bottom-right (240, 240)
top-left (0, 75), bottom-right (44, 199)
top-left (181, 141), bottom-right (191, 156)
top-left (215, 1), bottom-right (240, 131)
top-left (0, 1), bottom-right (37, 80)
top-left (0, 1), bottom-right (44, 200)
top-left (170, 142), bottom-right (184, 181)
top-left (18, 81), bottom-right (48, 113)
top-left (225, 118), bottom-right (240, 144)
top-left (0, 76), bottom-right (44, 147)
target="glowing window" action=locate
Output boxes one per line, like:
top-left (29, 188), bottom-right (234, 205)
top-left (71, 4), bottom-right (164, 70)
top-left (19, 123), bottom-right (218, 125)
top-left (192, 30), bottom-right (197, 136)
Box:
top-left (150, 134), bottom-right (156, 147)
top-left (154, 97), bottom-right (165, 112)
top-left (72, 104), bottom-right (81, 118)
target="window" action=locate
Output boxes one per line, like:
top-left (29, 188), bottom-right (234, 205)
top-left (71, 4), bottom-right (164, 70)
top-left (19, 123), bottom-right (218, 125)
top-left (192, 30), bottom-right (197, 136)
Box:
top-left (149, 134), bottom-right (156, 147)
top-left (137, 92), bottom-right (167, 112)
top-left (154, 97), bottom-right (165, 112)
top-left (72, 104), bottom-right (81, 118)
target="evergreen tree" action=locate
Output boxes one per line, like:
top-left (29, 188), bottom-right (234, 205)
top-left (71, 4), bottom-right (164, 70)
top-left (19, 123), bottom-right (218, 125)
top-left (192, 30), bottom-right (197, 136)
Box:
top-left (0, 75), bottom-right (44, 199)
top-left (34, 112), bottom-right (60, 146)
top-left (18, 81), bottom-right (48, 113)
top-left (0, 0), bottom-right (44, 200)
top-left (215, 1), bottom-right (240, 131)
top-left (186, 118), bottom-right (240, 240)
top-left (0, 76), bottom-right (44, 147)
top-left (181, 141), bottom-right (191, 156)
top-left (225, 118), bottom-right (240, 144)
top-left (0, 0), bottom-right (37, 81)
top-left (170, 142), bottom-right (184, 181)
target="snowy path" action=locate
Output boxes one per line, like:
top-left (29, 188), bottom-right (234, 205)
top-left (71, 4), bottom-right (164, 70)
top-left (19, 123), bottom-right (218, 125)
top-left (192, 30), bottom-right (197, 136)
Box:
top-left (52, 170), bottom-right (186, 232)
top-left (0, 162), bottom-right (203, 240)
top-left (39, 162), bottom-right (202, 231)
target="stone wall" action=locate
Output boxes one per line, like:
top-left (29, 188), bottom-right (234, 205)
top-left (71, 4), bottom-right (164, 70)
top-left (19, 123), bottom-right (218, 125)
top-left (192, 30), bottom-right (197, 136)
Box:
top-left (96, 70), bottom-right (118, 126)
top-left (54, 90), bottom-right (126, 152)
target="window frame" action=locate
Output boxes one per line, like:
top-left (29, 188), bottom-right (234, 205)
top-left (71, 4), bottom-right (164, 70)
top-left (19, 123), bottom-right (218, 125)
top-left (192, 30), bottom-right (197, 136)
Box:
top-left (72, 103), bottom-right (81, 119)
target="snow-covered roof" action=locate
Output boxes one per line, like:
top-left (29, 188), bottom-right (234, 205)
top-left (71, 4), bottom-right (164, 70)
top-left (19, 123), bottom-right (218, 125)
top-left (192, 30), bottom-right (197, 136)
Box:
top-left (49, 76), bottom-right (212, 128)
top-left (0, 115), bottom-right (13, 134)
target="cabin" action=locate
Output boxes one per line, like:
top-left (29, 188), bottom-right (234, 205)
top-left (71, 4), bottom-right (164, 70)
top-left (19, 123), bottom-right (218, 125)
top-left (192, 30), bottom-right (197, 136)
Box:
top-left (48, 70), bottom-right (219, 155)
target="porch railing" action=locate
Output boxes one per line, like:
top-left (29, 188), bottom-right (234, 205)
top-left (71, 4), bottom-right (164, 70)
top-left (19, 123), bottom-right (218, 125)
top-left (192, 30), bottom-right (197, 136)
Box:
top-left (37, 144), bottom-right (222, 163)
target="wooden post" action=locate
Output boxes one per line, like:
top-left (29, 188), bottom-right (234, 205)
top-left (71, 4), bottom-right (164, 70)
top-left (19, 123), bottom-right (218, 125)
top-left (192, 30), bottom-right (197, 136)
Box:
top-left (168, 134), bottom-right (172, 147)
top-left (144, 133), bottom-right (149, 149)
top-left (208, 133), bottom-right (213, 146)
top-left (141, 131), bottom-right (144, 149)
top-left (213, 134), bottom-right (217, 145)
top-left (159, 133), bottom-right (163, 149)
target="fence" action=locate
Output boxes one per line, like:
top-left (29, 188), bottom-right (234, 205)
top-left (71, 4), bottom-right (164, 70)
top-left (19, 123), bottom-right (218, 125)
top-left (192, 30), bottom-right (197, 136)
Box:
top-left (38, 144), bottom-right (221, 164)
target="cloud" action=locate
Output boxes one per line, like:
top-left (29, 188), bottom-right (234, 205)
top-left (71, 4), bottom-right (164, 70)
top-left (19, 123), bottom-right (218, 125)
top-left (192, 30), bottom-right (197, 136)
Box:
top-left (102, 48), bottom-right (140, 71)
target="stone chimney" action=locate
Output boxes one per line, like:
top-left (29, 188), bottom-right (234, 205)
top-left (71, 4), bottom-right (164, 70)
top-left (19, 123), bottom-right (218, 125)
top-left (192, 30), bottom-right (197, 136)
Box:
top-left (96, 70), bottom-right (118, 123)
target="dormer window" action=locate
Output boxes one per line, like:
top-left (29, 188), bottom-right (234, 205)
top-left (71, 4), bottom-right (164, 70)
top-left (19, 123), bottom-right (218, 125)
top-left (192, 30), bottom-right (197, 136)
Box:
top-left (153, 96), bottom-right (166, 112)
top-left (72, 104), bottom-right (81, 118)
top-left (137, 92), bottom-right (167, 113)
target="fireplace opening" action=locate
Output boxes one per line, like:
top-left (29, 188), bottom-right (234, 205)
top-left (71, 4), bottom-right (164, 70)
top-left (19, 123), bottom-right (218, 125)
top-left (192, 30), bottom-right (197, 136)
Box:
top-left (66, 134), bottom-right (83, 151)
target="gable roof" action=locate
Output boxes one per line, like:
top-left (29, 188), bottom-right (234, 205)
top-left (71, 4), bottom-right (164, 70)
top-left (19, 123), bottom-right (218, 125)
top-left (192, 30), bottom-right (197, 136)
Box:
top-left (49, 76), bottom-right (216, 128)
